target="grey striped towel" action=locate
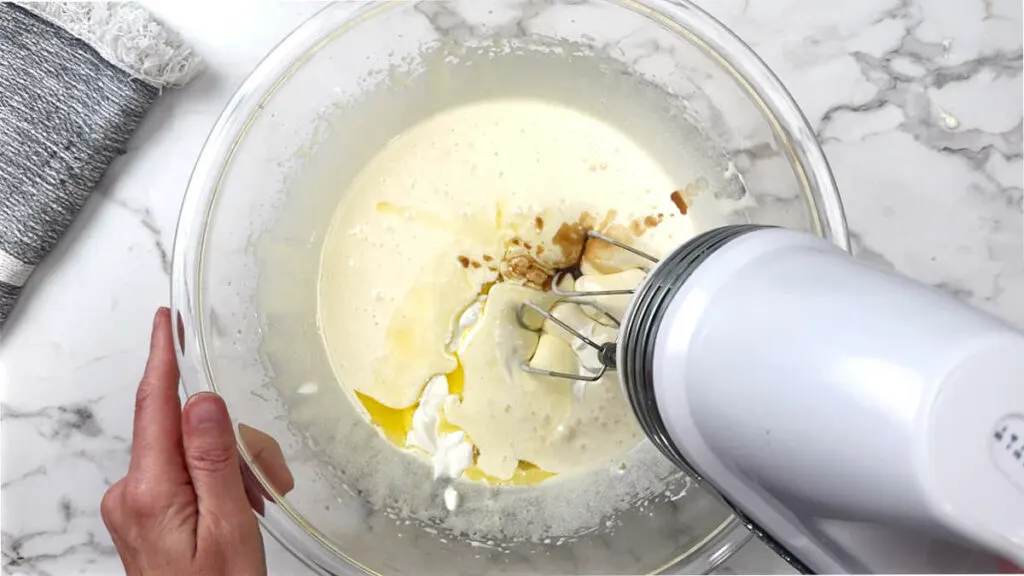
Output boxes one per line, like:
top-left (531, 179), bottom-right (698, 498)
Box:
top-left (0, 2), bottom-right (200, 327)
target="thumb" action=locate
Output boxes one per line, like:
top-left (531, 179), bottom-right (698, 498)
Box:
top-left (181, 393), bottom-right (251, 520)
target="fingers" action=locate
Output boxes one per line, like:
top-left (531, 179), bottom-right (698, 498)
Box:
top-left (240, 463), bottom-right (266, 515)
top-left (129, 308), bottom-right (187, 484)
top-left (239, 424), bottom-right (295, 495)
top-left (105, 308), bottom-right (266, 574)
top-left (238, 424), bottom-right (296, 516)
top-left (181, 393), bottom-right (252, 521)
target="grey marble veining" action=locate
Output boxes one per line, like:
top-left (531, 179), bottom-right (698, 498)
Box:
top-left (0, 1), bottom-right (1020, 574)
top-left (708, 0), bottom-right (1023, 328)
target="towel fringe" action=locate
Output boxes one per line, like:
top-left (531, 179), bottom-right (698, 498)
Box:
top-left (15, 2), bottom-right (201, 89)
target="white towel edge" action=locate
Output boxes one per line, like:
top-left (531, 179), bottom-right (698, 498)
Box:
top-left (14, 1), bottom-right (202, 89)
top-left (0, 249), bottom-right (34, 288)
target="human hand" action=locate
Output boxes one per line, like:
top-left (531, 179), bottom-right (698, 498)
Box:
top-left (238, 423), bottom-right (295, 516)
top-left (101, 308), bottom-right (270, 575)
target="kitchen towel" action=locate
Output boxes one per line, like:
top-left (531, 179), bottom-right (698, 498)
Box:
top-left (0, 2), bottom-right (200, 326)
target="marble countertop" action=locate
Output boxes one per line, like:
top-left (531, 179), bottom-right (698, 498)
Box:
top-left (2, 1), bottom-right (1020, 574)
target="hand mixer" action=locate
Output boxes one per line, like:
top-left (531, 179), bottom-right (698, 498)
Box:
top-left (517, 224), bottom-right (1024, 574)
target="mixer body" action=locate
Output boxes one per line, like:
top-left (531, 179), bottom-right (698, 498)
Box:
top-left (619, 226), bottom-right (1024, 573)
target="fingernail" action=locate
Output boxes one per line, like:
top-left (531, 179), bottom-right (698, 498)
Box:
top-left (153, 307), bottom-right (169, 328)
top-left (185, 393), bottom-right (227, 429)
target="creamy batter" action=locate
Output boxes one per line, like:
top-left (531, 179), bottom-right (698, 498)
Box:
top-left (319, 98), bottom-right (699, 485)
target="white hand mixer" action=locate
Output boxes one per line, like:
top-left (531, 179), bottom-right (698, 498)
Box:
top-left (519, 224), bottom-right (1024, 573)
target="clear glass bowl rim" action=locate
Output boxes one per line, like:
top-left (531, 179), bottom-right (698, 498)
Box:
top-left (170, 1), bottom-right (849, 574)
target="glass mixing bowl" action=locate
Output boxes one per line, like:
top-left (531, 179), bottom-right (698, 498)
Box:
top-left (171, 1), bottom-right (848, 574)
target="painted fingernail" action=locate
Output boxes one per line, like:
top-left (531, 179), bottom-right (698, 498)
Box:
top-left (185, 393), bottom-right (226, 429)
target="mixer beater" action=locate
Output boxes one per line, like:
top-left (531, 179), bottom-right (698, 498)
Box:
top-left (514, 229), bottom-right (657, 382)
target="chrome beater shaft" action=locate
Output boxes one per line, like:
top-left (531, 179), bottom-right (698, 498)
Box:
top-left (585, 231), bottom-right (660, 263)
top-left (514, 230), bottom-right (659, 382)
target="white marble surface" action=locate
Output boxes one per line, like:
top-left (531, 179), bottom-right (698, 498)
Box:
top-left (1, 1), bottom-right (1020, 574)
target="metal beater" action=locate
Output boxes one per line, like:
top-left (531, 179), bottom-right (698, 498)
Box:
top-left (515, 230), bottom-right (656, 381)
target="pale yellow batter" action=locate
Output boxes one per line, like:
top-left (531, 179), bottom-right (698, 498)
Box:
top-left (318, 98), bottom-right (698, 483)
